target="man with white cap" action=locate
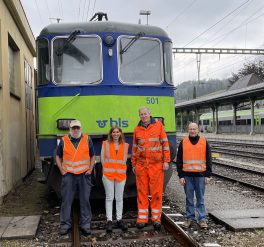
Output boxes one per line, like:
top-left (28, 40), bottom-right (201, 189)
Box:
top-left (56, 120), bottom-right (95, 236)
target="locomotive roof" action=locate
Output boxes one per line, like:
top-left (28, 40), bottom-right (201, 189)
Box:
top-left (39, 21), bottom-right (169, 38)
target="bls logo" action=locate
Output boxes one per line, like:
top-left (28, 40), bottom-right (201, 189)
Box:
top-left (96, 118), bottom-right (129, 128)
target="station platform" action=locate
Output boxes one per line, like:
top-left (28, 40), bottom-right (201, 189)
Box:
top-left (209, 208), bottom-right (264, 231)
top-left (0, 215), bottom-right (40, 239)
top-left (176, 132), bottom-right (264, 145)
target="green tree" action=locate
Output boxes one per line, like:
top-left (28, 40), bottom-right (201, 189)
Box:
top-left (229, 60), bottom-right (264, 84)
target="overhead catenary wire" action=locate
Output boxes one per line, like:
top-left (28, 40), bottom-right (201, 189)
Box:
top-left (183, 0), bottom-right (251, 47)
top-left (77, 0), bottom-right (82, 22)
top-left (85, 0), bottom-right (91, 22)
top-left (57, 0), bottom-right (64, 20)
top-left (91, 0), bottom-right (97, 18)
top-left (34, 0), bottom-right (45, 26)
top-left (44, 0), bottom-right (51, 22)
top-left (166, 0), bottom-right (197, 28)
top-left (198, 0), bottom-right (253, 48)
top-left (210, 8), bottom-right (264, 47)
top-left (82, 0), bottom-right (88, 21)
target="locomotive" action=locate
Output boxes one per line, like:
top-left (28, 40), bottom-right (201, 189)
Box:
top-left (36, 17), bottom-right (176, 198)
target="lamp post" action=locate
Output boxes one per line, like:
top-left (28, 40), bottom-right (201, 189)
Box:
top-left (139, 10), bottom-right (151, 25)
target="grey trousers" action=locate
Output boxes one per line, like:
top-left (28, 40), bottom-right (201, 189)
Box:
top-left (60, 172), bottom-right (92, 230)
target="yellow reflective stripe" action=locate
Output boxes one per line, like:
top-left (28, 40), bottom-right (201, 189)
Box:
top-left (148, 147), bottom-right (162, 151)
top-left (105, 158), bottom-right (126, 164)
top-left (64, 165), bottom-right (90, 173)
top-left (149, 138), bottom-right (160, 141)
top-left (138, 215), bottom-right (148, 219)
top-left (183, 160), bottom-right (206, 164)
top-left (138, 209), bottom-right (149, 213)
top-left (63, 159), bottom-right (90, 166)
top-left (183, 166), bottom-right (206, 171)
top-left (104, 168), bottom-right (126, 173)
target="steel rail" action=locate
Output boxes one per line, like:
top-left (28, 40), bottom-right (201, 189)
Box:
top-left (72, 200), bottom-right (81, 247)
top-left (211, 148), bottom-right (264, 160)
top-left (212, 161), bottom-right (264, 192)
top-left (213, 160), bottom-right (264, 176)
top-left (161, 212), bottom-right (201, 247)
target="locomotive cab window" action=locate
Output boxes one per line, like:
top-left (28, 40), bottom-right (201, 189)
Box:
top-left (164, 42), bottom-right (174, 85)
top-left (37, 39), bottom-right (49, 85)
top-left (52, 36), bottom-right (102, 84)
top-left (119, 36), bottom-right (163, 85)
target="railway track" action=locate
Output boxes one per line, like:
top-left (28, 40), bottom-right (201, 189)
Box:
top-left (211, 147), bottom-right (264, 160)
top-left (212, 160), bottom-right (264, 192)
top-left (49, 205), bottom-right (200, 246)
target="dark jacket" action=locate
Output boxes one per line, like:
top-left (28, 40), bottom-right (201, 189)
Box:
top-left (176, 135), bottom-right (212, 178)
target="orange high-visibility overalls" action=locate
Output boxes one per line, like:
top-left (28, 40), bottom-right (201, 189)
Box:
top-left (132, 120), bottom-right (170, 223)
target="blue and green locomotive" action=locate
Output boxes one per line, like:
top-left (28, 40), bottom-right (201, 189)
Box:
top-left (36, 20), bottom-right (176, 198)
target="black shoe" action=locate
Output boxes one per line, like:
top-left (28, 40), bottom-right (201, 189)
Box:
top-left (81, 228), bottom-right (91, 236)
top-left (136, 222), bottom-right (146, 229)
top-left (153, 221), bottom-right (161, 230)
top-left (106, 221), bottom-right (112, 233)
top-left (60, 228), bottom-right (70, 235)
top-left (117, 220), bottom-right (128, 231)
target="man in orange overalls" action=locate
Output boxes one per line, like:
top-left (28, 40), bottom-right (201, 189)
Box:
top-left (132, 106), bottom-right (170, 230)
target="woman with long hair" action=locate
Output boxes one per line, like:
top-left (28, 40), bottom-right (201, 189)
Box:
top-left (101, 126), bottom-right (129, 233)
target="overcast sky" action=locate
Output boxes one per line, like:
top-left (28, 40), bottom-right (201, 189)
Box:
top-left (21, 0), bottom-right (264, 85)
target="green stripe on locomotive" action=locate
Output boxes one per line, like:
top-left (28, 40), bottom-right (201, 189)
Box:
top-left (38, 95), bottom-right (176, 135)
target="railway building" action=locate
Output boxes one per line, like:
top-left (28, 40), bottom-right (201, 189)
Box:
top-left (175, 73), bottom-right (264, 135)
top-left (0, 0), bottom-right (36, 204)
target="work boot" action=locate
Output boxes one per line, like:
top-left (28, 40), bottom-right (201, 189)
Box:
top-left (153, 221), bottom-right (161, 230)
top-left (199, 220), bottom-right (208, 229)
top-left (59, 228), bottom-right (70, 235)
top-left (136, 222), bottom-right (146, 229)
top-left (106, 220), bottom-right (112, 233)
top-left (117, 220), bottom-right (128, 231)
top-left (182, 219), bottom-right (193, 229)
top-left (80, 228), bottom-right (91, 236)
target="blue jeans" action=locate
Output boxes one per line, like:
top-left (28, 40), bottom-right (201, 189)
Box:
top-left (60, 172), bottom-right (92, 230)
top-left (184, 176), bottom-right (206, 221)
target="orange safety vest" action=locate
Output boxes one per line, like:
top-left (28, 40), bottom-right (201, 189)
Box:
top-left (62, 135), bottom-right (90, 174)
top-left (132, 120), bottom-right (170, 165)
top-left (182, 136), bottom-right (206, 172)
top-left (103, 141), bottom-right (129, 182)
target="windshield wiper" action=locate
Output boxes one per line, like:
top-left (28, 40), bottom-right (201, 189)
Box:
top-left (56, 30), bottom-right (89, 64)
top-left (120, 32), bottom-right (145, 54)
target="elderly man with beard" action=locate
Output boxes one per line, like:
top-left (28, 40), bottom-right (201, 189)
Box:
top-left (56, 120), bottom-right (95, 236)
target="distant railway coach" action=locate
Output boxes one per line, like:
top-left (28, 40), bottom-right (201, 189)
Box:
top-left (199, 108), bottom-right (264, 133)
top-left (36, 21), bottom-right (176, 198)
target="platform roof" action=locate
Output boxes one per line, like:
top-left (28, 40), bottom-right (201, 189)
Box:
top-left (175, 75), bottom-right (264, 111)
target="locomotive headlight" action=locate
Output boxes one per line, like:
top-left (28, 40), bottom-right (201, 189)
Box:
top-left (57, 119), bottom-right (75, 130)
top-left (105, 35), bottom-right (114, 46)
top-left (108, 48), bottom-right (113, 57)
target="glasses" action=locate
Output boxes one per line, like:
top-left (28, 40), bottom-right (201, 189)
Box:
top-left (71, 126), bottom-right (80, 130)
